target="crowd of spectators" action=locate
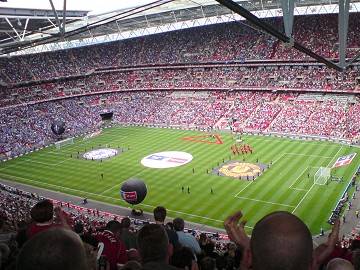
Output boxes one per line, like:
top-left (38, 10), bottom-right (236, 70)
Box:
top-left (0, 183), bottom-right (237, 270)
top-left (0, 14), bottom-right (359, 85)
top-left (1, 91), bottom-right (359, 160)
top-left (2, 182), bottom-right (360, 270)
top-left (0, 64), bottom-right (359, 108)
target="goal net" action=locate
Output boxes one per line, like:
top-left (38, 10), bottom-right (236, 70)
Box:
top-left (314, 167), bottom-right (331, 185)
top-left (55, 137), bottom-right (74, 149)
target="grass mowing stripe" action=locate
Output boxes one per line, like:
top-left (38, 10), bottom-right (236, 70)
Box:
top-left (1, 126), bottom-right (358, 234)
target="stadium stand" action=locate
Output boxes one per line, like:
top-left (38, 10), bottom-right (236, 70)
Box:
top-left (0, 14), bottom-right (359, 86)
top-left (1, 9), bottom-right (360, 270)
top-left (1, 91), bottom-right (359, 161)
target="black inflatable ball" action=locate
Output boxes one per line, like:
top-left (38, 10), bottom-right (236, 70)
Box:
top-left (51, 121), bottom-right (65, 135)
top-left (120, 179), bottom-right (147, 205)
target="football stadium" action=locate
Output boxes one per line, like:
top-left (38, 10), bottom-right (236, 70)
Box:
top-left (0, 0), bottom-right (360, 269)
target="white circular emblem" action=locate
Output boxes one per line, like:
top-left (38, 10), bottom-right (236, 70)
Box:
top-left (83, 148), bottom-right (118, 160)
top-left (141, 151), bottom-right (193, 169)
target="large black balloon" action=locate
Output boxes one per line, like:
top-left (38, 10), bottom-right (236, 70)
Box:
top-left (120, 179), bottom-right (147, 205)
top-left (51, 121), bottom-right (65, 135)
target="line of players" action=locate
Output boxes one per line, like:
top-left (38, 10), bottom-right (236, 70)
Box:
top-left (230, 144), bottom-right (253, 155)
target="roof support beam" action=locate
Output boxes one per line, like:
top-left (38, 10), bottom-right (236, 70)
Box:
top-left (5, 17), bottom-right (21, 40)
top-left (281, 0), bottom-right (294, 39)
top-left (338, 0), bottom-right (350, 69)
top-left (214, 0), bottom-right (343, 72)
top-left (48, 0), bottom-right (62, 34)
top-left (21, 18), bottom-right (29, 40)
top-left (61, 0), bottom-right (67, 38)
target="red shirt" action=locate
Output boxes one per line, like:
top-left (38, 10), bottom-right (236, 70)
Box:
top-left (95, 230), bottom-right (128, 270)
top-left (27, 222), bottom-right (62, 238)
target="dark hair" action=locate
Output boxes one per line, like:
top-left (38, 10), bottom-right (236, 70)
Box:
top-left (171, 246), bottom-right (194, 269)
top-left (30, 199), bottom-right (54, 223)
top-left (165, 222), bottom-right (174, 231)
top-left (74, 222), bottom-right (84, 234)
top-left (173, 217), bottom-right (184, 231)
top-left (200, 257), bottom-right (216, 270)
top-left (17, 228), bottom-right (88, 270)
top-left (153, 206), bottom-right (166, 223)
top-left (105, 220), bottom-right (122, 233)
top-left (137, 224), bottom-right (169, 263)
top-left (121, 217), bottom-right (131, 229)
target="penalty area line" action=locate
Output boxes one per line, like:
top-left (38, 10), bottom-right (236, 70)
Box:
top-left (233, 181), bottom-right (252, 197)
top-left (235, 195), bottom-right (296, 208)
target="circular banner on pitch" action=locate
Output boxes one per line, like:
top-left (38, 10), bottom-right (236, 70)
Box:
top-left (141, 151), bottom-right (193, 169)
top-left (83, 148), bottom-right (118, 160)
top-left (219, 162), bottom-right (261, 178)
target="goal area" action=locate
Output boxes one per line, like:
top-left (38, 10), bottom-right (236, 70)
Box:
top-left (314, 167), bottom-right (331, 185)
top-left (54, 137), bottom-right (74, 149)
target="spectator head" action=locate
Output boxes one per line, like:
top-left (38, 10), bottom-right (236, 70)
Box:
top-left (153, 206), bottom-right (167, 223)
top-left (121, 217), bottom-right (131, 229)
top-left (137, 224), bottom-right (170, 264)
top-left (200, 257), bottom-right (216, 270)
top-left (30, 199), bottom-right (54, 223)
top-left (250, 211), bottom-right (313, 270)
top-left (326, 258), bottom-right (354, 270)
top-left (166, 222), bottom-right (174, 231)
top-left (105, 220), bottom-right (122, 236)
top-left (170, 246), bottom-right (194, 269)
top-left (17, 228), bottom-right (88, 270)
top-left (173, 217), bottom-right (185, 232)
top-left (74, 222), bottom-right (84, 234)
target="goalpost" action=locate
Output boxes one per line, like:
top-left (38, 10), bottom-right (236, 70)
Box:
top-left (314, 167), bottom-right (331, 185)
top-left (54, 137), bottom-right (74, 149)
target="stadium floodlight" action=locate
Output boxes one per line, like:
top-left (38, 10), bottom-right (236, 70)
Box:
top-left (314, 167), bottom-right (331, 185)
top-left (54, 137), bottom-right (74, 149)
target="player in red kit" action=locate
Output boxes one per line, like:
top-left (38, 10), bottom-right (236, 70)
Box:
top-left (95, 220), bottom-right (128, 270)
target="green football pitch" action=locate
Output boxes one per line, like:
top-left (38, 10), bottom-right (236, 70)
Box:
top-left (0, 126), bottom-right (359, 234)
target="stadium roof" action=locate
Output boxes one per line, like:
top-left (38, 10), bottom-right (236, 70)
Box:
top-left (0, 0), bottom-right (360, 58)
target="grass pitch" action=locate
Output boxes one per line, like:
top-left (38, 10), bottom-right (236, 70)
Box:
top-left (1, 126), bottom-right (359, 234)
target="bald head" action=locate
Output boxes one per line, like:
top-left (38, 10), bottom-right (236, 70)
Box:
top-left (327, 258), bottom-right (354, 270)
top-left (250, 211), bottom-right (313, 270)
top-left (17, 228), bottom-right (88, 270)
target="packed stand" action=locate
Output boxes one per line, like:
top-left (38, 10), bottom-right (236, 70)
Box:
top-left (1, 64), bottom-right (359, 108)
top-left (0, 14), bottom-right (359, 85)
top-left (1, 91), bottom-right (360, 160)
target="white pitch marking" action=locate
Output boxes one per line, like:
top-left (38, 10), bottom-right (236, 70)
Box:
top-left (284, 153), bottom-right (333, 158)
top-left (289, 167), bottom-right (309, 190)
top-left (233, 181), bottom-right (252, 197)
top-left (291, 188), bottom-right (308, 191)
top-left (235, 196), bottom-right (295, 208)
top-left (292, 183), bottom-right (315, 214)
